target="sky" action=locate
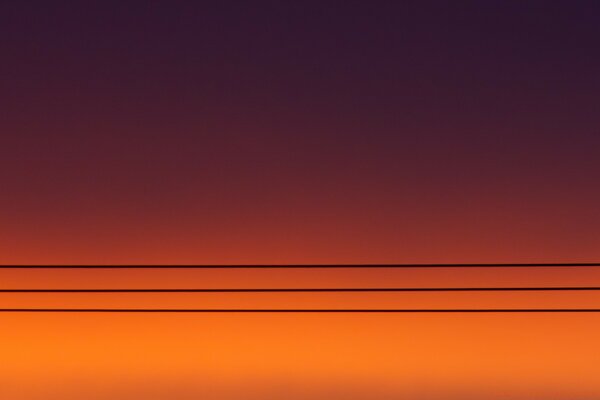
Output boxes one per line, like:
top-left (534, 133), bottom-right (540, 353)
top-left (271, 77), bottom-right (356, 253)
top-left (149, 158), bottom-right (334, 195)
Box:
top-left (1, 1), bottom-right (599, 264)
top-left (1, 1), bottom-right (600, 399)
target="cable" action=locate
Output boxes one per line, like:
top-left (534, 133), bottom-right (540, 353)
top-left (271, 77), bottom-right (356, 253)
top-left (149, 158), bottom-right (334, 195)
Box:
top-left (0, 263), bottom-right (599, 269)
top-left (1, 308), bottom-right (600, 313)
top-left (2, 287), bottom-right (600, 293)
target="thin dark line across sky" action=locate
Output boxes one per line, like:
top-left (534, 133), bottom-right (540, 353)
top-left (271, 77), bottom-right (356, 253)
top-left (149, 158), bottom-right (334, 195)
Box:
top-left (0, 263), bottom-right (599, 269)
top-left (1, 309), bottom-right (600, 313)
top-left (2, 287), bottom-right (600, 293)
top-left (3, 263), bottom-right (598, 313)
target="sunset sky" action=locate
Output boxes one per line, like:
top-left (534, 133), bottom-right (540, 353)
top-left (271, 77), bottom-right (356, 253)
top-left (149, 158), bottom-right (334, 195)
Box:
top-left (1, 1), bottom-right (599, 399)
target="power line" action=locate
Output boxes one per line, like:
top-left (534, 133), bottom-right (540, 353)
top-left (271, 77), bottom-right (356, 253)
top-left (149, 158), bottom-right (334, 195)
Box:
top-left (3, 264), bottom-right (598, 313)
top-left (2, 287), bottom-right (600, 293)
top-left (1, 308), bottom-right (600, 313)
top-left (0, 263), bottom-right (599, 269)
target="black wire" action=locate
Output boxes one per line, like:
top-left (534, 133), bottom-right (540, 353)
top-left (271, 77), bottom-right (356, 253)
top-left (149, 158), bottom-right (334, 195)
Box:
top-left (3, 264), bottom-right (598, 312)
top-left (2, 287), bottom-right (600, 293)
top-left (1, 263), bottom-right (599, 269)
top-left (1, 309), bottom-right (600, 313)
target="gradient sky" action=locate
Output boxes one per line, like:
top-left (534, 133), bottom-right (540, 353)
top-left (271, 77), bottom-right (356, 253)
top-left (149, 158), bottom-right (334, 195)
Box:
top-left (1, 1), bottom-right (600, 399)
top-left (1, 1), bottom-right (599, 264)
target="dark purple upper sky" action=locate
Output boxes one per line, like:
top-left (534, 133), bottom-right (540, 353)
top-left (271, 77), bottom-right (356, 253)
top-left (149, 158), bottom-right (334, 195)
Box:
top-left (1, 1), bottom-right (599, 263)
